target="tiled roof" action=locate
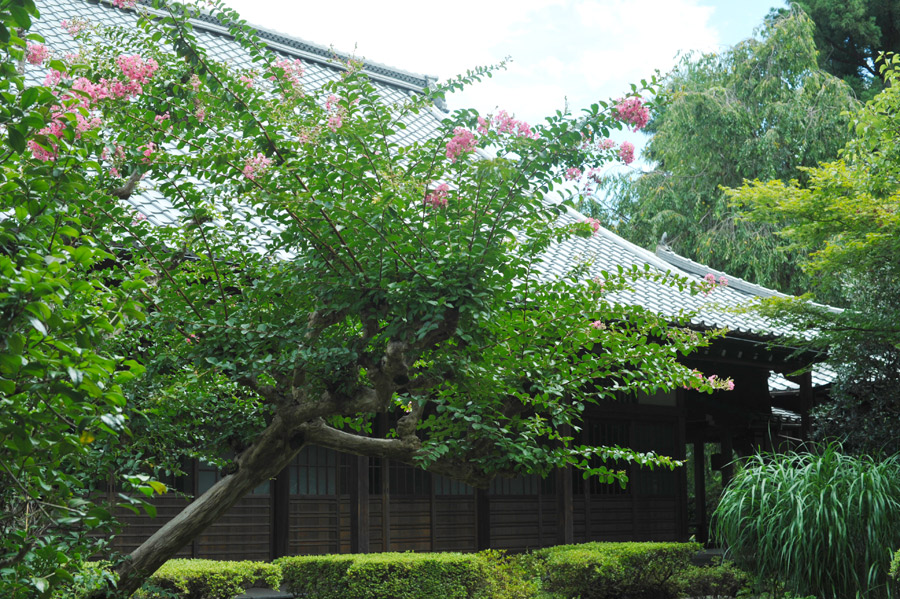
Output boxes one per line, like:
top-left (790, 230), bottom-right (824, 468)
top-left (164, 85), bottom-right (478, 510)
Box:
top-left (536, 207), bottom-right (811, 339)
top-left (768, 365), bottom-right (836, 392)
top-left (36, 0), bottom-right (832, 391)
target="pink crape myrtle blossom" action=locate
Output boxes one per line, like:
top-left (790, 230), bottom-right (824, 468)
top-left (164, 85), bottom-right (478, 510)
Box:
top-left (583, 217), bottom-right (601, 234)
top-left (195, 106), bottom-right (206, 122)
top-left (189, 74), bottom-right (201, 92)
top-left (718, 276), bottom-right (728, 287)
top-left (614, 96), bottom-right (650, 131)
top-left (26, 43), bottom-right (49, 65)
top-left (425, 183), bottom-right (449, 209)
top-left (618, 141), bottom-right (635, 165)
top-left (239, 74), bottom-right (255, 88)
top-left (565, 167), bottom-right (582, 181)
top-left (589, 320), bottom-right (606, 330)
top-left (327, 113), bottom-right (343, 132)
top-left (116, 54), bottom-right (159, 85)
top-left (445, 127), bottom-right (476, 162)
top-left (154, 111), bottom-right (170, 124)
top-left (112, 0), bottom-right (137, 8)
top-left (243, 153), bottom-right (273, 181)
top-left (61, 18), bottom-right (89, 37)
top-left (597, 138), bottom-right (616, 151)
top-left (141, 142), bottom-right (157, 163)
top-left (478, 110), bottom-right (538, 139)
top-left (271, 58), bottom-right (304, 89)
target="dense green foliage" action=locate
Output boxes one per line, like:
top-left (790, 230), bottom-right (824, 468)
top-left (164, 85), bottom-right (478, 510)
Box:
top-left (713, 446), bottom-right (900, 598)
top-left (133, 559), bottom-right (281, 599)
top-left (0, 1), bottom-right (157, 597)
top-left (791, 0), bottom-right (900, 100)
top-left (728, 59), bottom-right (900, 455)
top-left (674, 560), bottom-right (750, 599)
top-left (276, 551), bottom-right (531, 599)
top-left (586, 8), bottom-right (857, 294)
top-left (523, 541), bottom-right (700, 599)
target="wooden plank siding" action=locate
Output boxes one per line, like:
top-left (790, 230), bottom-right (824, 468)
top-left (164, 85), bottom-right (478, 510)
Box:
top-left (108, 404), bottom-right (688, 559)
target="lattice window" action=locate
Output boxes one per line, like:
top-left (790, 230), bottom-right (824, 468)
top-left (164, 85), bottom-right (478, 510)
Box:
top-left (196, 460), bottom-right (270, 495)
top-left (289, 446), bottom-right (347, 495)
top-left (433, 474), bottom-right (474, 495)
top-left (388, 460), bottom-right (431, 496)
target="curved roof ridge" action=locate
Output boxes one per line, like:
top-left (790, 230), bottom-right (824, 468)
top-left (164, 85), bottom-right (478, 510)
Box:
top-left (133, 0), bottom-right (435, 91)
top-left (655, 243), bottom-right (790, 298)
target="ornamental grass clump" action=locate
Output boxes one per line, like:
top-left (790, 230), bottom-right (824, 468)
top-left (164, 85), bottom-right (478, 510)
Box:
top-left (713, 444), bottom-right (900, 598)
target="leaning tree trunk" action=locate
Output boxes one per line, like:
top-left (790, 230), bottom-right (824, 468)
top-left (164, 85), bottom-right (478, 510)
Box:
top-left (108, 413), bottom-right (304, 598)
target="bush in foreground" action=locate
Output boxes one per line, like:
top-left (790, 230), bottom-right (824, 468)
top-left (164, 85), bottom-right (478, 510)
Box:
top-left (713, 444), bottom-right (900, 598)
top-left (524, 541), bottom-right (700, 599)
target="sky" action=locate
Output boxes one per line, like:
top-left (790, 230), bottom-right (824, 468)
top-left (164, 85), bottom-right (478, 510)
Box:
top-left (219, 0), bottom-right (784, 131)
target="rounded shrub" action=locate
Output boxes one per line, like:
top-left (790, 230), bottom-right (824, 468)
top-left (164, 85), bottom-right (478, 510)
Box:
top-left (713, 444), bottom-right (900, 598)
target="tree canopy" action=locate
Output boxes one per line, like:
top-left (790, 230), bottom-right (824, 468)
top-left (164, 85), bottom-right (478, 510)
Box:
top-left (791, 0), bottom-right (900, 100)
top-left (2, 1), bottom-right (734, 596)
top-left (584, 8), bottom-right (858, 295)
top-left (727, 57), bottom-right (900, 455)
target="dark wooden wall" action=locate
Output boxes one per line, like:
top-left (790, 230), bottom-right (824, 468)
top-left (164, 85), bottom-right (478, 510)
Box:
top-left (109, 401), bottom-right (686, 560)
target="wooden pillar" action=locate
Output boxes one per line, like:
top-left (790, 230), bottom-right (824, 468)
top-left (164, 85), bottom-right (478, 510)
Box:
top-left (350, 456), bottom-right (370, 553)
top-left (556, 466), bottom-right (574, 545)
top-left (799, 371), bottom-right (813, 442)
top-left (693, 440), bottom-right (707, 545)
top-left (270, 465), bottom-right (290, 559)
top-left (476, 488), bottom-right (491, 550)
top-left (382, 459), bottom-right (391, 551)
top-left (720, 436), bottom-right (734, 490)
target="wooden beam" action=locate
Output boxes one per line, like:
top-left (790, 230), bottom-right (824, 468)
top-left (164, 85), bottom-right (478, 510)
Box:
top-left (693, 441), bottom-right (707, 545)
top-left (350, 456), bottom-right (370, 553)
top-left (476, 488), bottom-right (490, 550)
top-left (556, 466), bottom-right (574, 545)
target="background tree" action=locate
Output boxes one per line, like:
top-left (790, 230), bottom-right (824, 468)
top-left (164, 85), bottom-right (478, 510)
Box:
top-left (791, 0), bottom-right (900, 100)
top-left (727, 56), bottom-right (900, 455)
top-left (0, 1), bottom-right (156, 598)
top-left (584, 8), bottom-right (858, 295)
top-left (11, 1), bottom-right (735, 596)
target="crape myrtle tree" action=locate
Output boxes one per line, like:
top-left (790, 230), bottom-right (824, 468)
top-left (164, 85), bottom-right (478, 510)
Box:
top-left (0, 1), bottom-right (159, 598)
top-left (17, 0), bottom-right (733, 596)
top-left (726, 57), bottom-right (900, 456)
top-left (582, 8), bottom-right (858, 296)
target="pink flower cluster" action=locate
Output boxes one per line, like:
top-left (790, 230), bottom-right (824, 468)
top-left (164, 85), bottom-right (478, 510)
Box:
top-left (589, 320), bottom-right (606, 330)
top-left (28, 57), bottom-right (160, 160)
top-left (583, 217), bottom-right (601, 234)
top-left (614, 96), bottom-right (650, 131)
top-left (325, 95), bottom-right (345, 132)
top-left (445, 127), bottom-right (476, 162)
top-left (597, 138), bottom-right (616, 150)
top-left (565, 167), bottom-right (582, 181)
top-left (26, 43), bottom-right (49, 65)
top-left (243, 153), bottom-right (273, 180)
top-left (703, 273), bottom-right (728, 287)
top-left (618, 141), bottom-right (635, 165)
top-left (141, 142), bottom-right (156, 163)
top-left (477, 110), bottom-right (538, 139)
top-left (116, 54), bottom-right (159, 86)
top-left (425, 183), bottom-right (449, 208)
top-left (271, 58), bottom-right (304, 89)
top-left (61, 18), bottom-right (89, 37)
top-left (112, 0), bottom-right (136, 8)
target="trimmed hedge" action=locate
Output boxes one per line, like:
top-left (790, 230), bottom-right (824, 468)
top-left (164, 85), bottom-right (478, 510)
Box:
top-left (133, 559), bottom-right (282, 599)
top-left (675, 560), bottom-right (751, 598)
top-left (524, 541), bottom-right (700, 599)
top-left (276, 551), bottom-right (521, 599)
